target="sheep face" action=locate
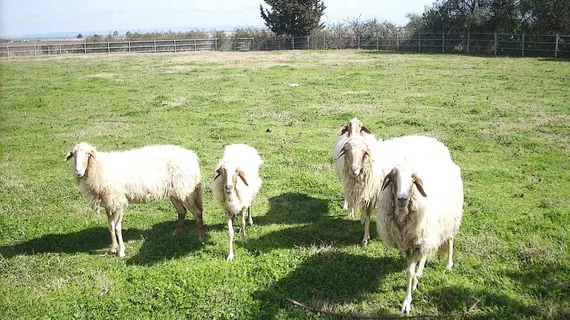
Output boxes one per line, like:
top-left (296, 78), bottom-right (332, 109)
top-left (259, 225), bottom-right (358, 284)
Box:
top-left (337, 137), bottom-right (372, 177)
top-left (381, 166), bottom-right (427, 208)
top-left (214, 164), bottom-right (248, 196)
top-left (65, 143), bottom-right (95, 178)
top-left (339, 118), bottom-right (372, 136)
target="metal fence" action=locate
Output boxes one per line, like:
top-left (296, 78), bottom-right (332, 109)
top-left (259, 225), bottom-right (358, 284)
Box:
top-left (1, 32), bottom-right (569, 58)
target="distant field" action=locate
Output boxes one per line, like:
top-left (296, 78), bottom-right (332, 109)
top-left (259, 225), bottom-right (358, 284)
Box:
top-left (0, 51), bottom-right (569, 319)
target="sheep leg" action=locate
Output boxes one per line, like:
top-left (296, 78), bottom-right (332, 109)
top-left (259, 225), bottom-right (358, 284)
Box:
top-left (344, 199), bottom-right (355, 218)
top-left (402, 256), bottom-right (418, 314)
top-left (446, 237), bottom-right (454, 270)
top-left (226, 214), bottom-right (235, 262)
top-left (170, 198), bottom-right (187, 236)
top-left (362, 211), bottom-right (371, 245)
top-left (106, 210), bottom-right (118, 255)
top-left (413, 255), bottom-right (428, 291)
top-left (240, 208), bottom-right (247, 243)
top-left (182, 185), bottom-right (205, 241)
top-left (114, 209), bottom-right (125, 258)
top-left (247, 206), bottom-right (253, 225)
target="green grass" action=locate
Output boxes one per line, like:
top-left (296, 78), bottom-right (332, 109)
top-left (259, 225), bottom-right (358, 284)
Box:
top-left (1, 51), bottom-right (569, 319)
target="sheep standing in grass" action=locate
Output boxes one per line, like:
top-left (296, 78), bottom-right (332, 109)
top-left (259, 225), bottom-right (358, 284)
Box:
top-left (65, 142), bottom-right (205, 257)
top-left (212, 144), bottom-right (263, 262)
top-left (333, 118), bottom-right (375, 218)
top-left (336, 132), bottom-right (452, 245)
top-left (377, 161), bottom-right (464, 314)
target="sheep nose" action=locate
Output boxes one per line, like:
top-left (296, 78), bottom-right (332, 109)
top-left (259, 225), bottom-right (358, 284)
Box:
top-left (398, 196), bottom-right (407, 202)
top-left (351, 168), bottom-right (361, 176)
top-left (225, 185), bottom-right (234, 193)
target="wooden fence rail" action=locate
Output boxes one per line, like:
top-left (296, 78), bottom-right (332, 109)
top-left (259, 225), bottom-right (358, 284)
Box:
top-left (1, 33), bottom-right (569, 59)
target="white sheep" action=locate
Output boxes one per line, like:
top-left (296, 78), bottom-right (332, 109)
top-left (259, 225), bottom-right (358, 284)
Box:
top-left (333, 118), bottom-right (374, 218)
top-left (212, 144), bottom-right (263, 262)
top-left (336, 134), bottom-right (451, 245)
top-left (65, 142), bottom-right (205, 257)
top-left (377, 160), bottom-right (464, 314)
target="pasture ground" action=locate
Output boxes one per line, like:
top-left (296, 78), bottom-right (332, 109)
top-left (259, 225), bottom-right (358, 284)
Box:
top-left (0, 50), bottom-right (569, 319)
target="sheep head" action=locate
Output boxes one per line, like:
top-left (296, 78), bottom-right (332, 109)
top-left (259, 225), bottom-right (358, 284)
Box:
top-left (338, 118), bottom-right (372, 136)
top-left (213, 164), bottom-right (248, 195)
top-left (65, 142), bottom-right (96, 178)
top-left (337, 136), bottom-right (373, 177)
top-left (381, 166), bottom-right (427, 208)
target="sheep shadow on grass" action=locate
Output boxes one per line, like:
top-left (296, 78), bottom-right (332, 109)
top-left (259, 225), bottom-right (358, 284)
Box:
top-left (125, 221), bottom-right (225, 266)
top-left (0, 227), bottom-right (142, 258)
top-left (247, 192), bottom-right (372, 253)
top-left (253, 251), bottom-right (402, 318)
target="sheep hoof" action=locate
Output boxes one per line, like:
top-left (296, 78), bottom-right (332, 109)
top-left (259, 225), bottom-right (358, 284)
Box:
top-left (401, 301), bottom-right (411, 314)
top-left (361, 239), bottom-right (369, 246)
top-left (118, 251), bottom-right (125, 258)
top-left (248, 219), bottom-right (253, 226)
top-left (446, 262), bottom-right (454, 270)
top-left (226, 253), bottom-right (234, 262)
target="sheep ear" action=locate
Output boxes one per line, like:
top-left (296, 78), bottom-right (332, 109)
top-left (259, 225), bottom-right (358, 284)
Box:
top-left (213, 168), bottom-right (222, 181)
top-left (237, 169), bottom-right (249, 186)
top-left (64, 152), bottom-right (73, 162)
top-left (413, 173), bottom-right (427, 197)
top-left (361, 126), bottom-right (372, 134)
top-left (336, 149), bottom-right (346, 160)
top-left (339, 125), bottom-right (348, 136)
top-left (381, 168), bottom-right (397, 191)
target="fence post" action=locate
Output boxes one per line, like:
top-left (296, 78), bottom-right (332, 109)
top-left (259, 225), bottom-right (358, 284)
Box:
top-left (34, 45), bottom-right (37, 58)
top-left (442, 32), bottom-right (445, 53)
top-left (555, 34), bottom-right (559, 58)
top-left (59, 44), bottom-right (62, 55)
top-left (174, 39), bottom-right (177, 52)
top-left (107, 41), bottom-right (110, 54)
top-left (84, 41), bottom-right (87, 54)
top-left (521, 34), bottom-right (525, 57)
top-left (128, 41), bottom-right (131, 53)
top-left (467, 31), bottom-right (470, 54)
top-left (307, 36), bottom-right (310, 50)
top-left (396, 32), bottom-right (399, 51)
top-left (194, 39), bottom-right (197, 51)
top-left (418, 33), bottom-right (421, 52)
top-left (376, 35), bottom-right (379, 51)
top-left (6, 45), bottom-right (9, 58)
top-left (154, 40), bottom-right (157, 53)
top-left (494, 32), bottom-right (497, 55)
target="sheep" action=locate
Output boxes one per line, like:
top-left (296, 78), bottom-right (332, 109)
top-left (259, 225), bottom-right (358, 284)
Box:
top-left (65, 142), bottom-right (205, 257)
top-left (212, 144), bottom-right (263, 262)
top-left (333, 118), bottom-right (374, 218)
top-left (377, 160), bottom-right (464, 314)
top-left (336, 134), bottom-right (452, 245)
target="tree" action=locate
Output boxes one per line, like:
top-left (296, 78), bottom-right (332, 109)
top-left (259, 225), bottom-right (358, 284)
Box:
top-left (520, 0), bottom-right (570, 33)
top-left (77, 34), bottom-right (83, 39)
top-left (113, 30), bottom-right (119, 37)
top-left (260, 0), bottom-right (326, 37)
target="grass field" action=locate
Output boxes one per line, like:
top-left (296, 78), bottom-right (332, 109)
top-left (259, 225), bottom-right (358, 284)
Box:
top-left (1, 50), bottom-right (569, 319)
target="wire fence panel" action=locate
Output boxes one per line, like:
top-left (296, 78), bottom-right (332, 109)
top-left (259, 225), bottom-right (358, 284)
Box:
top-left (2, 32), bottom-right (569, 58)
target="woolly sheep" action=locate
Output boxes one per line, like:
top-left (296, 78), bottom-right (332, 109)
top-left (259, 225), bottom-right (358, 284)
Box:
top-left (377, 160), bottom-right (464, 314)
top-left (212, 144), bottom-right (263, 262)
top-left (333, 118), bottom-right (375, 218)
top-left (336, 134), bottom-right (452, 245)
top-left (65, 142), bottom-right (205, 257)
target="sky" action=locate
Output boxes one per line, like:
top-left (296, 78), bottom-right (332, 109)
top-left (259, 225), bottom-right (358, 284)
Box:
top-left (0, 0), bottom-right (435, 38)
